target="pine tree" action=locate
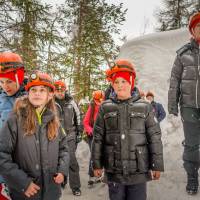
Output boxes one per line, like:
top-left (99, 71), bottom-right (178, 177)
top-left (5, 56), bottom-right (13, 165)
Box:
top-left (189, 0), bottom-right (200, 15)
top-left (0, 0), bottom-right (63, 72)
top-left (155, 0), bottom-right (193, 31)
top-left (59, 0), bottom-right (127, 100)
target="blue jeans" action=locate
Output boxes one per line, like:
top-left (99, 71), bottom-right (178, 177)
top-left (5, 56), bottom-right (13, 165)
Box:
top-left (108, 182), bottom-right (147, 200)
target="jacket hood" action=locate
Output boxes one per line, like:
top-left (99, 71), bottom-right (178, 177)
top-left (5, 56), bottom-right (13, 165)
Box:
top-left (190, 38), bottom-right (199, 50)
top-left (65, 92), bottom-right (73, 102)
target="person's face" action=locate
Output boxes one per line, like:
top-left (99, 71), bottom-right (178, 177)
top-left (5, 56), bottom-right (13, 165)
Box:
top-left (55, 88), bottom-right (65, 99)
top-left (192, 22), bottom-right (200, 40)
top-left (146, 95), bottom-right (154, 103)
top-left (112, 77), bottom-right (131, 100)
top-left (28, 85), bottom-right (53, 109)
top-left (0, 77), bottom-right (19, 96)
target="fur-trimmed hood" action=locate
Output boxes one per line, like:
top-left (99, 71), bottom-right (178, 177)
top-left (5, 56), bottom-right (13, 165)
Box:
top-left (13, 95), bottom-right (55, 122)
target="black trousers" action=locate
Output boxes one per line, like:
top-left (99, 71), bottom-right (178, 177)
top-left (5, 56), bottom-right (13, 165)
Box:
top-left (87, 135), bottom-right (94, 177)
top-left (108, 182), bottom-right (147, 200)
top-left (181, 107), bottom-right (200, 176)
top-left (68, 139), bottom-right (81, 190)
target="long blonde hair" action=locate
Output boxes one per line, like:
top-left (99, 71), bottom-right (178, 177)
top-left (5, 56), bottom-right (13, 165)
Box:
top-left (14, 95), bottom-right (60, 141)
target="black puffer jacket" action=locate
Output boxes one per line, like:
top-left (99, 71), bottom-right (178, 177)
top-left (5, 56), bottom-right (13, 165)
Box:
top-left (92, 94), bottom-right (164, 185)
top-left (168, 38), bottom-right (200, 115)
top-left (0, 98), bottom-right (69, 200)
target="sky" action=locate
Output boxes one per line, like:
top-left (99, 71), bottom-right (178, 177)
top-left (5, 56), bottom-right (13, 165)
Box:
top-left (43, 0), bottom-right (163, 39)
top-left (107, 0), bottom-right (163, 39)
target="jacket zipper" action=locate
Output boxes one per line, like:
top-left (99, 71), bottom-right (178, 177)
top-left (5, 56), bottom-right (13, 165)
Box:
top-left (196, 47), bottom-right (200, 108)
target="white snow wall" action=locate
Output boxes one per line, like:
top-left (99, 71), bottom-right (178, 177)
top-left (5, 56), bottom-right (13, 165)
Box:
top-left (119, 28), bottom-right (189, 108)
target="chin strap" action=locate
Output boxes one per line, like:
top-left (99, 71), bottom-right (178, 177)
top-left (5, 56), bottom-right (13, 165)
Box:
top-left (14, 73), bottom-right (20, 89)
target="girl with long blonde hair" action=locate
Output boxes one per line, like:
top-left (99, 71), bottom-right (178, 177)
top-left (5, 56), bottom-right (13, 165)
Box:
top-left (0, 71), bottom-right (69, 200)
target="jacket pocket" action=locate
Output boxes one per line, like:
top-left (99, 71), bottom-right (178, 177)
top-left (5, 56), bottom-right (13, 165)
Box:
top-left (104, 111), bottom-right (118, 130)
top-left (136, 146), bottom-right (149, 172)
top-left (45, 173), bottom-right (61, 199)
top-left (129, 112), bottom-right (145, 131)
top-left (104, 146), bottom-right (114, 172)
top-left (129, 151), bottom-right (137, 173)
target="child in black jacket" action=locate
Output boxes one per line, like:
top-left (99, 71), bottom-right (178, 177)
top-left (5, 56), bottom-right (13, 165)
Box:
top-left (92, 59), bottom-right (164, 200)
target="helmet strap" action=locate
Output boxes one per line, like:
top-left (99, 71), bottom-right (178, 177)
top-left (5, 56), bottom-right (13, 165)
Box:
top-left (14, 72), bottom-right (20, 89)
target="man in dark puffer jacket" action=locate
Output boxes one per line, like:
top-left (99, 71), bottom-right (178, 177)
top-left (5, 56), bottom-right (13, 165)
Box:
top-left (92, 59), bottom-right (164, 200)
top-left (168, 11), bottom-right (200, 195)
top-left (54, 80), bottom-right (82, 196)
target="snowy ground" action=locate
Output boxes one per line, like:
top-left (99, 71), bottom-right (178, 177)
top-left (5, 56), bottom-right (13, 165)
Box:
top-left (61, 141), bottom-right (109, 200)
top-left (61, 28), bottom-right (200, 199)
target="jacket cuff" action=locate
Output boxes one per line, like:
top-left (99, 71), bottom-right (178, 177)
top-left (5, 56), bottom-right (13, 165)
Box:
top-left (20, 178), bottom-right (32, 194)
top-left (151, 158), bottom-right (164, 172)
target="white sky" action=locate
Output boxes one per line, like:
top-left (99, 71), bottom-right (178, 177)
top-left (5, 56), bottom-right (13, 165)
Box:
top-left (43, 0), bottom-right (163, 39)
top-left (107, 0), bottom-right (163, 38)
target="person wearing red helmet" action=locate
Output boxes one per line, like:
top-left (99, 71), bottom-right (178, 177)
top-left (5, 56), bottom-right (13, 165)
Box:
top-left (168, 11), bottom-right (200, 195)
top-left (0, 71), bottom-right (69, 200)
top-left (92, 60), bottom-right (164, 200)
top-left (0, 52), bottom-right (25, 95)
top-left (105, 59), bottom-right (140, 100)
top-left (83, 90), bottom-right (105, 187)
top-left (0, 52), bottom-right (26, 200)
top-left (54, 80), bottom-right (82, 196)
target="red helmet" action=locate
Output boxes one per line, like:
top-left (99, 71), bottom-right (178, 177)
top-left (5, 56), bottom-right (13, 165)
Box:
top-left (25, 71), bottom-right (55, 91)
top-left (0, 52), bottom-right (24, 73)
top-left (106, 59), bottom-right (136, 81)
top-left (189, 11), bottom-right (200, 33)
top-left (54, 80), bottom-right (67, 91)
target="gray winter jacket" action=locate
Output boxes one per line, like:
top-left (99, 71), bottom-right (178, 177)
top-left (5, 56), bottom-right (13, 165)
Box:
top-left (0, 99), bottom-right (69, 200)
top-left (92, 94), bottom-right (164, 185)
top-left (55, 93), bottom-right (82, 141)
top-left (168, 38), bottom-right (200, 115)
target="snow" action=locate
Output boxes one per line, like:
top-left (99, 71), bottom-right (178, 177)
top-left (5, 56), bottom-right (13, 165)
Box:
top-left (61, 28), bottom-right (200, 199)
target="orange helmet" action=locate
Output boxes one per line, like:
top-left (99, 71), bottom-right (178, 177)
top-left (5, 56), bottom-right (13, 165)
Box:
top-left (106, 59), bottom-right (136, 81)
top-left (54, 80), bottom-right (67, 91)
top-left (189, 11), bottom-right (200, 33)
top-left (0, 52), bottom-right (24, 73)
top-left (92, 90), bottom-right (105, 104)
top-left (25, 71), bottom-right (55, 91)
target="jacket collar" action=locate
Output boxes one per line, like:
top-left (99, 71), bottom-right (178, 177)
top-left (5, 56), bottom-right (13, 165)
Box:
top-left (41, 108), bottom-right (55, 124)
top-left (190, 38), bottom-right (199, 50)
top-left (110, 92), bottom-right (140, 104)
